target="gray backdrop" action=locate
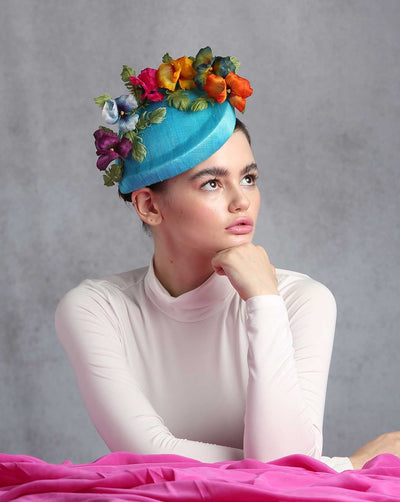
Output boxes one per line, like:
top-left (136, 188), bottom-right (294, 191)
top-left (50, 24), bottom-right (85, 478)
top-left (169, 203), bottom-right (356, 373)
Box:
top-left (1, 0), bottom-right (399, 464)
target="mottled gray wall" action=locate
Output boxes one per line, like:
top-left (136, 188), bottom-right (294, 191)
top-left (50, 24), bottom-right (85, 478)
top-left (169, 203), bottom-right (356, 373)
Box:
top-left (1, 0), bottom-right (399, 463)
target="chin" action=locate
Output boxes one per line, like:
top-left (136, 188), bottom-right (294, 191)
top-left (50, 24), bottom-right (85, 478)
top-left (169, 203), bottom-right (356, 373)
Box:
top-left (216, 234), bottom-right (254, 251)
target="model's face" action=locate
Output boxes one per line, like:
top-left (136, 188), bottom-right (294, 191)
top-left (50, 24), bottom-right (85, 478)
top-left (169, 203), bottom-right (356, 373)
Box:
top-left (154, 130), bottom-right (260, 257)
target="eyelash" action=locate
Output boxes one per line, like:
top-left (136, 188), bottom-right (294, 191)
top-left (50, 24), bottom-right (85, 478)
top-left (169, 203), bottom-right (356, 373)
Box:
top-left (201, 173), bottom-right (258, 191)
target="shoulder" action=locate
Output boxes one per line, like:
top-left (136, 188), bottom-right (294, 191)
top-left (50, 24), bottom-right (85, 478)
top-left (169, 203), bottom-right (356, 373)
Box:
top-left (55, 266), bottom-right (149, 322)
top-left (276, 267), bottom-right (337, 316)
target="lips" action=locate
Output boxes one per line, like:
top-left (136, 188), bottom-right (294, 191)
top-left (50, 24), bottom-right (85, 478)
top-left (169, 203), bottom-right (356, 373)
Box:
top-left (225, 217), bottom-right (254, 235)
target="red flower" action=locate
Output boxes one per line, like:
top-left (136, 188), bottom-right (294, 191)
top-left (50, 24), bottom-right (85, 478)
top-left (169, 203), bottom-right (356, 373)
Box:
top-left (130, 68), bottom-right (164, 102)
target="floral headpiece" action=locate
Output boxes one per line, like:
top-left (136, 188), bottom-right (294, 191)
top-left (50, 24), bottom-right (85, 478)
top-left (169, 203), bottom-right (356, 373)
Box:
top-left (93, 46), bottom-right (253, 188)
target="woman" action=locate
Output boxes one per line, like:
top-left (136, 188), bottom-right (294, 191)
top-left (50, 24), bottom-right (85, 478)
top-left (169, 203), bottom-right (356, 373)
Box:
top-left (55, 47), bottom-right (399, 472)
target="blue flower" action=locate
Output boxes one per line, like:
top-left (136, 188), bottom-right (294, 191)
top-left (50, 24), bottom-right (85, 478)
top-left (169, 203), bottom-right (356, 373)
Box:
top-left (102, 94), bottom-right (139, 131)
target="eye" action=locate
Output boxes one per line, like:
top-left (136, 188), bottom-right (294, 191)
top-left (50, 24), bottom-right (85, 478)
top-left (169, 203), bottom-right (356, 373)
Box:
top-left (201, 179), bottom-right (219, 191)
top-left (241, 173), bottom-right (258, 186)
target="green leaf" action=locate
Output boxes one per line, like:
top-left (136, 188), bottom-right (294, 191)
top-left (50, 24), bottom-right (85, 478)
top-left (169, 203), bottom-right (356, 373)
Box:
top-left (166, 90), bottom-right (191, 111)
top-left (103, 172), bottom-right (115, 186)
top-left (98, 125), bottom-right (114, 133)
top-left (135, 107), bottom-right (166, 130)
top-left (94, 94), bottom-right (111, 108)
top-left (149, 107), bottom-right (167, 124)
top-left (162, 53), bottom-right (172, 63)
top-left (109, 163), bottom-right (122, 180)
top-left (131, 136), bottom-right (147, 162)
top-left (123, 130), bottom-right (138, 143)
top-left (103, 163), bottom-right (122, 186)
top-left (190, 95), bottom-right (215, 112)
top-left (121, 65), bottom-right (135, 82)
top-left (123, 80), bottom-right (143, 105)
top-left (229, 56), bottom-right (241, 73)
top-left (135, 112), bottom-right (149, 130)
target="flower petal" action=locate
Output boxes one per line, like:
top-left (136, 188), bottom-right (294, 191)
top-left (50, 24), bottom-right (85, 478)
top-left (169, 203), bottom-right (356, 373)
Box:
top-left (102, 99), bottom-right (119, 124)
top-left (116, 137), bottom-right (132, 158)
top-left (228, 94), bottom-right (247, 112)
top-left (130, 68), bottom-right (160, 100)
top-left (225, 73), bottom-right (253, 99)
top-left (116, 94), bottom-right (137, 113)
top-left (179, 78), bottom-right (196, 90)
top-left (157, 63), bottom-right (180, 91)
top-left (139, 68), bottom-right (158, 88)
top-left (173, 56), bottom-right (196, 80)
top-left (96, 150), bottom-right (118, 171)
top-left (212, 56), bottom-right (236, 78)
top-left (146, 90), bottom-right (164, 102)
top-left (172, 56), bottom-right (197, 90)
top-left (94, 129), bottom-right (120, 151)
top-left (204, 74), bottom-right (227, 103)
top-left (194, 67), bottom-right (213, 89)
top-left (193, 46), bottom-right (214, 71)
top-left (119, 113), bottom-right (139, 132)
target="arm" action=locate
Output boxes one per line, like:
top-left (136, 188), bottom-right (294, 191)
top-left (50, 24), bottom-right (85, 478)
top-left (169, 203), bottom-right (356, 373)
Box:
top-left (244, 280), bottom-right (335, 460)
top-left (55, 281), bottom-right (243, 463)
top-left (212, 244), bottom-right (352, 471)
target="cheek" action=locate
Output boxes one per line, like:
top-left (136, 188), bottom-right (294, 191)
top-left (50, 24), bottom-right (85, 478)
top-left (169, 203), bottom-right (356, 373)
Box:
top-left (181, 204), bottom-right (220, 228)
top-left (168, 194), bottom-right (221, 224)
top-left (254, 190), bottom-right (261, 213)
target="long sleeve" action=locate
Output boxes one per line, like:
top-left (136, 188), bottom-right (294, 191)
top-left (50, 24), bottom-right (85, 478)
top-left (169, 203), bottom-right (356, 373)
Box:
top-left (244, 276), bottom-right (351, 471)
top-left (56, 267), bottom-right (353, 472)
top-left (55, 282), bottom-right (243, 463)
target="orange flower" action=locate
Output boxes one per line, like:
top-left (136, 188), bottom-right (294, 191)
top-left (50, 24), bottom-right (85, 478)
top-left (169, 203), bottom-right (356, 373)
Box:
top-left (157, 56), bottom-right (197, 91)
top-left (204, 72), bottom-right (253, 112)
top-left (225, 72), bottom-right (253, 112)
top-left (203, 74), bottom-right (226, 103)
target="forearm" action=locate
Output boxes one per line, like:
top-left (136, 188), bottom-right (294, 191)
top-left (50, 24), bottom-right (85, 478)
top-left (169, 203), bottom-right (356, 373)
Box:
top-left (56, 283), bottom-right (243, 464)
top-left (244, 295), bottom-right (321, 460)
top-left (243, 278), bottom-right (337, 462)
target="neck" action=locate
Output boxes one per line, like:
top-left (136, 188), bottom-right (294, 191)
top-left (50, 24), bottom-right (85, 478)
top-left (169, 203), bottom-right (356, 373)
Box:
top-left (152, 246), bottom-right (215, 297)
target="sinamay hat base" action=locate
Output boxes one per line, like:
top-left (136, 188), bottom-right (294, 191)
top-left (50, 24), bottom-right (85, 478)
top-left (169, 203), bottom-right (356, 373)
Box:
top-left (118, 89), bottom-right (236, 194)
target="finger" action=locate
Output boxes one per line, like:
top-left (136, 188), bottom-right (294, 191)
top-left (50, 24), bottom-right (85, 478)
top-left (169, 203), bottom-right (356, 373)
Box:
top-left (213, 265), bottom-right (226, 276)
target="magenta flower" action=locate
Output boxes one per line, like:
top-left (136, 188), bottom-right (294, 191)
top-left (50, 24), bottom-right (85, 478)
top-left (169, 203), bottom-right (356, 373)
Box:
top-left (130, 68), bottom-right (164, 102)
top-left (94, 129), bottom-right (132, 171)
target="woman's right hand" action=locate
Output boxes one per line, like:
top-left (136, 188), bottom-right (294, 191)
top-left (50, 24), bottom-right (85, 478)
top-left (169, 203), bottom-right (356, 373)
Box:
top-left (349, 431), bottom-right (400, 469)
top-left (211, 243), bottom-right (279, 301)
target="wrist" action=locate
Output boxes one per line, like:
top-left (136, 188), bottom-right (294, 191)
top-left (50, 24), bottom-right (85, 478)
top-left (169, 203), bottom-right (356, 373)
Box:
top-left (244, 289), bottom-right (279, 300)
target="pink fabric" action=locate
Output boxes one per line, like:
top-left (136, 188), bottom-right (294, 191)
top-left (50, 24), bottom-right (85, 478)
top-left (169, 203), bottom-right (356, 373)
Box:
top-left (1, 452), bottom-right (400, 501)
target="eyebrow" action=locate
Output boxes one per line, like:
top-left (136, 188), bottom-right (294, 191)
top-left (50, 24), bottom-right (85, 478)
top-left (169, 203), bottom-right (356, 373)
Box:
top-left (189, 162), bottom-right (258, 181)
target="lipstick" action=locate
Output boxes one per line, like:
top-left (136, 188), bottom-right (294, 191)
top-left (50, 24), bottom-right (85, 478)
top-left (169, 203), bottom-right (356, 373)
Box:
top-left (225, 217), bottom-right (254, 235)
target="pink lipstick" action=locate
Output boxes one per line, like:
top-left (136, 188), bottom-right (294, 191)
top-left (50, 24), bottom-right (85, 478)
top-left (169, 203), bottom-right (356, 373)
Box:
top-left (225, 217), bottom-right (254, 235)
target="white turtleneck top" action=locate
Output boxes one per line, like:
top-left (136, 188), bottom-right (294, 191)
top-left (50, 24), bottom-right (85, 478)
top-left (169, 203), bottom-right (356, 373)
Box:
top-left (55, 261), bottom-right (353, 472)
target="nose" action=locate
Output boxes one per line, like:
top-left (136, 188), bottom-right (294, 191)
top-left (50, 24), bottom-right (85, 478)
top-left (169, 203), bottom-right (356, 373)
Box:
top-left (228, 186), bottom-right (250, 213)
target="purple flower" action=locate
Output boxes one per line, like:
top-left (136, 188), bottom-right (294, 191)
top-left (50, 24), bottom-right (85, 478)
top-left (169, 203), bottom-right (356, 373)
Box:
top-left (102, 94), bottom-right (139, 131)
top-left (94, 129), bottom-right (132, 171)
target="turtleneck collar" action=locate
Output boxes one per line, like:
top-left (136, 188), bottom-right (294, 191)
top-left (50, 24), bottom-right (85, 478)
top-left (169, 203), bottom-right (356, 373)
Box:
top-left (144, 258), bottom-right (236, 322)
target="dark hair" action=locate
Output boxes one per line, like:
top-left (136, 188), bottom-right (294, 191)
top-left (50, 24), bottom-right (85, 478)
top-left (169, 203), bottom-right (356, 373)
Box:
top-left (118, 118), bottom-right (251, 233)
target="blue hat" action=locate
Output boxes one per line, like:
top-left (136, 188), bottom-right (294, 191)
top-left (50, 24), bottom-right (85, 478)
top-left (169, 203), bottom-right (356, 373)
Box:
top-left (119, 89), bottom-right (236, 193)
top-left (93, 47), bottom-right (253, 192)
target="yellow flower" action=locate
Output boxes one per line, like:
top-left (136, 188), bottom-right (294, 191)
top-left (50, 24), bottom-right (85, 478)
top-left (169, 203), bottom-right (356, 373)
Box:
top-left (157, 56), bottom-right (197, 91)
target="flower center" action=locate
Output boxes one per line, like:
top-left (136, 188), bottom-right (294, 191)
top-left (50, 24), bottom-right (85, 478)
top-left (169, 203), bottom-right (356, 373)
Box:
top-left (110, 148), bottom-right (115, 151)
top-left (120, 110), bottom-right (125, 116)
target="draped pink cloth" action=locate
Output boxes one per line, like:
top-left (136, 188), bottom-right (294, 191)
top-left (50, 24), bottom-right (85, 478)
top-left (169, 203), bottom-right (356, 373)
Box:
top-left (1, 452), bottom-right (400, 501)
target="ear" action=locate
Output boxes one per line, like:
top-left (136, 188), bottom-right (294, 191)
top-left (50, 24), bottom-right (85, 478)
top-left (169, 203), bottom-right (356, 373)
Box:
top-left (131, 188), bottom-right (162, 226)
